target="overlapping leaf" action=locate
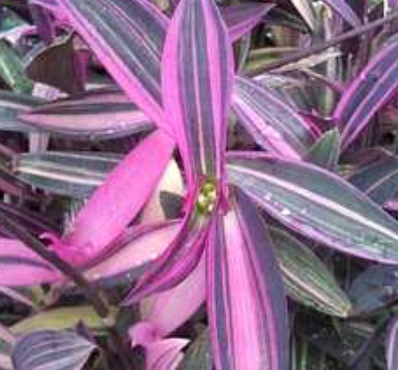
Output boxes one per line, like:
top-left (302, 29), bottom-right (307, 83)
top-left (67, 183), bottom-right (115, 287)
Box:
top-left (335, 35), bottom-right (398, 150)
top-left (12, 330), bottom-right (96, 370)
top-left (272, 227), bottom-right (351, 317)
top-left (207, 188), bottom-right (288, 370)
top-left (19, 88), bottom-right (153, 139)
top-left (232, 76), bottom-right (316, 159)
top-left (228, 153), bottom-right (398, 263)
top-left (162, 0), bottom-right (233, 183)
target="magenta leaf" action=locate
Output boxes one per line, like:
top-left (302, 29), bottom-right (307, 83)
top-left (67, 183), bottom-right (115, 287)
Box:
top-left (335, 35), bottom-right (398, 150)
top-left (124, 209), bottom-right (210, 303)
top-left (63, 130), bottom-right (175, 259)
top-left (228, 152), bottom-right (398, 263)
top-left (141, 255), bottom-right (205, 337)
top-left (221, 3), bottom-right (275, 42)
top-left (19, 88), bottom-right (153, 139)
top-left (0, 238), bottom-right (58, 286)
top-left (57, 0), bottom-right (168, 128)
top-left (207, 188), bottom-right (289, 370)
top-left (162, 0), bottom-right (233, 184)
top-left (84, 222), bottom-right (180, 284)
top-left (232, 76), bottom-right (316, 159)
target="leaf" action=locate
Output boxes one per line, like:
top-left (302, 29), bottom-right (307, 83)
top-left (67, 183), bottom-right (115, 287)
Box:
top-left (0, 40), bottom-right (32, 93)
top-left (58, 0), bottom-right (167, 127)
top-left (349, 154), bottom-right (398, 205)
top-left (12, 330), bottom-right (96, 370)
top-left (221, 3), bottom-right (274, 42)
top-left (162, 0), bottom-right (233, 184)
top-left (387, 313), bottom-right (398, 370)
top-left (271, 227), bottom-right (352, 317)
top-left (141, 256), bottom-right (205, 337)
top-left (232, 76), bottom-right (316, 159)
top-left (63, 130), bottom-right (175, 259)
top-left (228, 153), bottom-right (398, 263)
top-left (84, 222), bottom-right (180, 285)
top-left (290, 0), bottom-right (317, 30)
top-left (306, 129), bottom-right (340, 171)
top-left (0, 238), bottom-right (58, 286)
top-left (19, 88), bottom-right (153, 139)
top-left (348, 265), bottom-right (398, 315)
top-left (125, 209), bottom-right (210, 303)
top-left (207, 188), bottom-right (289, 370)
top-left (335, 35), bottom-right (398, 150)
top-left (177, 329), bottom-right (212, 370)
top-left (320, 0), bottom-right (361, 28)
top-left (11, 306), bottom-right (115, 334)
top-left (25, 34), bottom-right (84, 94)
top-left (16, 151), bottom-right (120, 198)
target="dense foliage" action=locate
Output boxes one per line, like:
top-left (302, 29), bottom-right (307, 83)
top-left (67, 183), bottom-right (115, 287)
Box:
top-left (2, 0), bottom-right (398, 370)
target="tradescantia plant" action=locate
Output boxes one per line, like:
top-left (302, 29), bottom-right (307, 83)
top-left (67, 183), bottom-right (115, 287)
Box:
top-left (4, 0), bottom-right (398, 370)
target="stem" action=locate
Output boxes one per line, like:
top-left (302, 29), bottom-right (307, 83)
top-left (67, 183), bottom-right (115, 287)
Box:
top-left (0, 212), bottom-right (131, 370)
top-left (248, 11), bottom-right (398, 76)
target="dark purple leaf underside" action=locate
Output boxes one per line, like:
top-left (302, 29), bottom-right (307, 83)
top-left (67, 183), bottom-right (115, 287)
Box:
top-left (335, 36), bottom-right (398, 150)
top-left (162, 0), bottom-right (233, 184)
top-left (207, 187), bottom-right (289, 370)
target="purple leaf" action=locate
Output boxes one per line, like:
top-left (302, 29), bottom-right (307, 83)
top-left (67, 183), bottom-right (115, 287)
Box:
top-left (12, 329), bottom-right (96, 370)
top-left (0, 238), bottom-right (58, 286)
top-left (221, 3), bottom-right (275, 42)
top-left (320, 0), bottom-right (361, 28)
top-left (124, 208), bottom-right (210, 303)
top-left (162, 0), bottom-right (233, 184)
top-left (57, 0), bottom-right (168, 128)
top-left (228, 152), bottom-right (398, 263)
top-left (349, 154), bottom-right (398, 205)
top-left (63, 130), bottom-right (174, 259)
top-left (232, 76), bottom-right (316, 159)
top-left (19, 88), bottom-right (153, 139)
top-left (335, 35), bottom-right (398, 150)
top-left (207, 188), bottom-right (289, 370)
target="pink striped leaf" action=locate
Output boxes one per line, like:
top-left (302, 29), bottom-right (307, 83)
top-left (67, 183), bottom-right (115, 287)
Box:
top-left (335, 35), bottom-right (398, 150)
top-left (140, 255), bottom-right (205, 337)
top-left (162, 0), bottom-right (233, 184)
top-left (207, 188), bottom-right (289, 370)
top-left (124, 209), bottom-right (210, 303)
top-left (232, 77), bottom-right (316, 159)
top-left (19, 88), bottom-right (153, 139)
top-left (221, 3), bottom-right (275, 41)
top-left (62, 130), bottom-right (174, 260)
top-left (0, 238), bottom-right (58, 286)
top-left (349, 154), bottom-right (398, 205)
top-left (84, 222), bottom-right (181, 285)
top-left (228, 152), bottom-right (398, 263)
top-left (57, 0), bottom-right (168, 128)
